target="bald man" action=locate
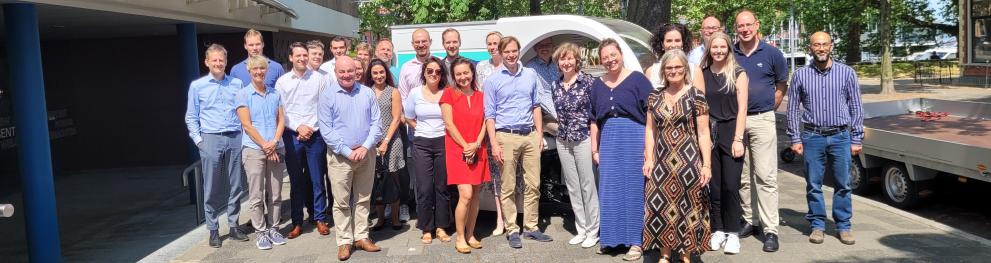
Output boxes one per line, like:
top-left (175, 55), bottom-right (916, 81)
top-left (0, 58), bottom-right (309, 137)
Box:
top-left (733, 9), bottom-right (787, 253)
top-left (786, 32), bottom-right (862, 246)
top-left (689, 16), bottom-right (723, 65)
top-left (398, 28), bottom-right (435, 101)
top-left (318, 56), bottom-right (383, 260)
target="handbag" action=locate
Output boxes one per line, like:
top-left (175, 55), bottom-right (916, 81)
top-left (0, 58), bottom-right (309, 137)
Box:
top-left (371, 155), bottom-right (399, 204)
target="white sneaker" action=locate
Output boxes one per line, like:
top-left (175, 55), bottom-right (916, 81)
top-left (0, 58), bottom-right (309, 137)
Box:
top-left (569, 234), bottom-right (587, 245)
top-left (724, 233), bottom-right (740, 254)
top-left (709, 231), bottom-right (726, 251)
top-left (581, 236), bottom-right (599, 248)
top-left (399, 204), bottom-right (410, 222)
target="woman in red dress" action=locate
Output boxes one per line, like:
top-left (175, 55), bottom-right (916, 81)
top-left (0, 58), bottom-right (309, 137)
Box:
top-left (441, 57), bottom-right (490, 254)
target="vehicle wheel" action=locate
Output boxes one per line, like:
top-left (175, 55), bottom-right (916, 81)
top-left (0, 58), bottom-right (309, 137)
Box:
top-left (780, 148), bottom-right (797, 163)
top-left (883, 163), bottom-right (922, 209)
top-left (850, 158), bottom-right (877, 195)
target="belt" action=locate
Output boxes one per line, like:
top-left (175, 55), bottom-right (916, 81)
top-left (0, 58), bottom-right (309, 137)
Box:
top-left (207, 130), bottom-right (239, 136)
top-left (747, 110), bottom-right (771, 116)
top-left (496, 126), bottom-right (535, 135)
top-left (803, 123), bottom-right (847, 136)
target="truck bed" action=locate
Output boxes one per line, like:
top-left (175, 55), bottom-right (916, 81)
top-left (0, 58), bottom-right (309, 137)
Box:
top-left (863, 114), bottom-right (991, 149)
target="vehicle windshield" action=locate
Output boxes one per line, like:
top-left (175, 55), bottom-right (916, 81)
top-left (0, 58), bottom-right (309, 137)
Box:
top-left (591, 17), bottom-right (656, 70)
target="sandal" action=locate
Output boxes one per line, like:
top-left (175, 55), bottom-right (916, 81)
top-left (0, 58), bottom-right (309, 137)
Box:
top-left (467, 240), bottom-right (483, 249)
top-left (455, 244), bottom-right (472, 254)
top-left (659, 254), bottom-right (671, 263)
top-left (622, 246), bottom-right (643, 261)
top-left (436, 229), bottom-right (452, 243)
top-left (421, 232), bottom-right (433, 244)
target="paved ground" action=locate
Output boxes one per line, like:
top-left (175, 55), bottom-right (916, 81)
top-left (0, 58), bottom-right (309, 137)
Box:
top-left (168, 92), bottom-right (991, 262)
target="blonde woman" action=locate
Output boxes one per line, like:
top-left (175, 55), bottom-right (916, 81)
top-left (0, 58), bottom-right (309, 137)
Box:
top-left (700, 32), bottom-right (749, 254)
top-left (642, 50), bottom-right (713, 263)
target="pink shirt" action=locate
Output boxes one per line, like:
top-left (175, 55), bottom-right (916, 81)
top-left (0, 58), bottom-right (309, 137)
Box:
top-left (398, 57), bottom-right (427, 102)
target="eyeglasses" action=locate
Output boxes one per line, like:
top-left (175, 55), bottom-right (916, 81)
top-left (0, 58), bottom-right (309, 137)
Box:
top-left (664, 65), bottom-right (685, 73)
top-left (736, 23), bottom-right (756, 30)
top-left (425, 68), bottom-right (441, 75)
top-left (811, 43), bottom-right (833, 49)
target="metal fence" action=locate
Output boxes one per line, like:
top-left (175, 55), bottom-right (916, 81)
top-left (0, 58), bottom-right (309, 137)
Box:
top-left (913, 60), bottom-right (960, 85)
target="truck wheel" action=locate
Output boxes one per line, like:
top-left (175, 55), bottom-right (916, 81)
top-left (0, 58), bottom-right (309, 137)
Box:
top-left (780, 148), bottom-right (797, 163)
top-left (850, 158), bottom-right (877, 195)
top-left (883, 163), bottom-right (922, 209)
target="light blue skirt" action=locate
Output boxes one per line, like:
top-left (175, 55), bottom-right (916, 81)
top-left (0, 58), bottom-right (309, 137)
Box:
top-left (597, 117), bottom-right (645, 247)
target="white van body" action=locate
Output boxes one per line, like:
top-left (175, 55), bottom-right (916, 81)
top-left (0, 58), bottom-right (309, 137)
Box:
top-left (390, 15), bottom-right (655, 211)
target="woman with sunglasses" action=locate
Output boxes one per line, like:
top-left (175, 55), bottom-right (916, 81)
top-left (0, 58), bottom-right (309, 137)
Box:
top-left (404, 56), bottom-right (452, 244)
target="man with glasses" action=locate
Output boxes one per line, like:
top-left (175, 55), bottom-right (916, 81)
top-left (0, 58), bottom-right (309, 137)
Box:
top-left (399, 28), bottom-right (434, 101)
top-left (733, 9), bottom-right (788, 253)
top-left (689, 16), bottom-right (723, 65)
top-left (787, 32), bottom-right (863, 246)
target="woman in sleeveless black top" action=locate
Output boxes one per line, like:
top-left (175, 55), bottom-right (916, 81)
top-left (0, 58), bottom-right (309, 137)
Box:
top-left (699, 32), bottom-right (749, 255)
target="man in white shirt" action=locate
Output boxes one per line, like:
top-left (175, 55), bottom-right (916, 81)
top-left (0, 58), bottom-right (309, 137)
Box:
top-left (319, 36), bottom-right (350, 77)
top-left (276, 42), bottom-right (331, 239)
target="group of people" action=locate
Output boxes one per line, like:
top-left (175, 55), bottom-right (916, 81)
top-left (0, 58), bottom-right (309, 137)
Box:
top-left (184, 8), bottom-right (864, 263)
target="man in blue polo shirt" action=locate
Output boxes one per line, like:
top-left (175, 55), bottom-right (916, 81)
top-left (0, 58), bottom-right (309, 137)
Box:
top-left (230, 29), bottom-right (286, 88)
top-left (184, 44), bottom-right (249, 248)
top-left (483, 36), bottom-right (553, 249)
top-left (733, 9), bottom-right (788, 253)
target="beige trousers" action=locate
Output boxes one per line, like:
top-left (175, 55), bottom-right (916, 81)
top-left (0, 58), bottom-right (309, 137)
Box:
top-left (739, 111), bottom-right (780, 234)
top-left (242, 147), bottom-right (286, 232)
top-left (327, 152), bottom-right (376, 246)
top-left (496, 131), bottom-right (541, 234)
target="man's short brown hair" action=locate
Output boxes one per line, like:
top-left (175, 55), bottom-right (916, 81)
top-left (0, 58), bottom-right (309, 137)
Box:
top-left (305, 40), bottom-right (324, 51)
top-left (498, 36), bottom-right (520, 53)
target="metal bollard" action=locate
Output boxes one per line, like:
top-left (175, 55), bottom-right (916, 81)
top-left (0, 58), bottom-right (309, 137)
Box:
top-left (0, 204), bottom-right (13, 217)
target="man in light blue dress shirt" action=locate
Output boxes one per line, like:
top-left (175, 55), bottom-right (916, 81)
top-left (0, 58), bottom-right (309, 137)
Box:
top-left (688, 16), bottom-right (723, 65)
top-left (483, 36), bottom-right (552, 249)
top-left (230, 29), bottom-right (285, 88)
top-left (318, 56), bottom-right (383, 260)
top-left (184, 44), bottom-right (250, 248)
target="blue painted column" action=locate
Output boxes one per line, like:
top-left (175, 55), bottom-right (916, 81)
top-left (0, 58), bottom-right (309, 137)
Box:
top-left (177, 23), bottom-right (200, 204)
top-left (3, 3), bottom-right (62, 262)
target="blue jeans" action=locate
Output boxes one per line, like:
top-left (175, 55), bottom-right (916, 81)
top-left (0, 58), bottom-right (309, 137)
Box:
top-left (199, 132), bottom-right (245, 231)
top-left (283, 130), bottom-right (328, 224)
top-left (802, 130), bottom-right (853, 231)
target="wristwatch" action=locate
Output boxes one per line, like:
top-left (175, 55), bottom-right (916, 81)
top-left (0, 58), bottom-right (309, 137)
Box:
top-left (734, 135), bottom-right (744, 142)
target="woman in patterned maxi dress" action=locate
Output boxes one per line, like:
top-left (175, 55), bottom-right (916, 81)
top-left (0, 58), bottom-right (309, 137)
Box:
top-left (642, 50), bottom-right (713, 263)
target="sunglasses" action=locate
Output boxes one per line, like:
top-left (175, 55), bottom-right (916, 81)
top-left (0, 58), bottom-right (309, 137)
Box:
top-left (425, 68), bottom-right (441, 75)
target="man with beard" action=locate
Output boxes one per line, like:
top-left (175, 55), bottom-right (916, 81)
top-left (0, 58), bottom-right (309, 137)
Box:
top-left (786, 31), bottom-right (863, 247)
top-left (689, 16), bottom-right (723, 65)
top-left (399, 28), bottom-right (434, 101)
top-left (733, 9), bottom-right (788, 252)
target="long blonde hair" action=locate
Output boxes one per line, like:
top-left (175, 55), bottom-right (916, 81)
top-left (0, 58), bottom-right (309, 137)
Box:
top-left (700, 32), bottom-right (740, 93)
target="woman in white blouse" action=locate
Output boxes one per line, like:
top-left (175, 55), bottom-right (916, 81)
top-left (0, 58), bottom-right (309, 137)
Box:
top-left (404, 56), bottom-right (452, 244)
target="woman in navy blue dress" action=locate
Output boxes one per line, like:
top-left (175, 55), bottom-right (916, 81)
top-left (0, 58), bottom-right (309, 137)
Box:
top-left (590, 38), bottom-right (654, 261)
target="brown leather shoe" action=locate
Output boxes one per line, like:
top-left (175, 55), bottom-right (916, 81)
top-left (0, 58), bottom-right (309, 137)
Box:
top-left (809, 229), bottom-right (825, 244)
top-left (354, 239), bottom-right (381, 252)
top-left (337, 244), bottom-right (352, 261)
top-left (287, 225), bottom-right (303, 239)
top-left (838, 230), bottom-right (856, 245)
top-left (317, 221), bottom-right (331, 235)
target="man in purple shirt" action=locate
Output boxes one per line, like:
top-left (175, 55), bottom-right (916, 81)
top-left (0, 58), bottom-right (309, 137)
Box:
top-left (399, 28), bottom-right (433, 101)
top-left (318, 56), bottom-right (383, 261)
top-left (787, 32), bottom-right (863, 246)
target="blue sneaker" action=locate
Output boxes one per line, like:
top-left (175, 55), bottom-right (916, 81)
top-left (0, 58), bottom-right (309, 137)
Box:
top-left (507, 232), bottom-right (523, 249)
top-left (267, 228), bottom-right (287, 246)
top-left (256, 233), bottom-right (273, 250)
top-left (523, 230), bottom-right (553, 242)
